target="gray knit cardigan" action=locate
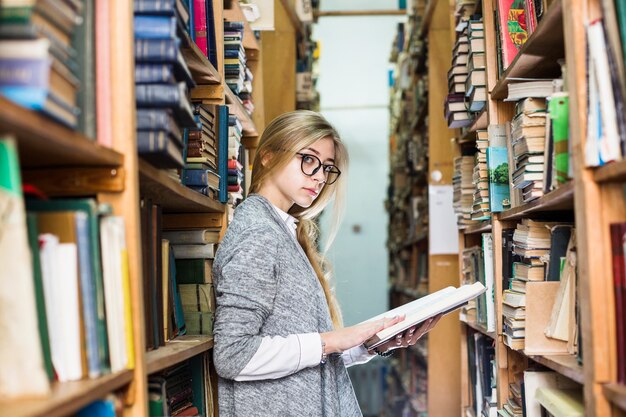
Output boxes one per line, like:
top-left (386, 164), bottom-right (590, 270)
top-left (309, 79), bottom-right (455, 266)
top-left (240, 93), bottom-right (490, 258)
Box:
top-left (212, 194), bottom-right (362, 417)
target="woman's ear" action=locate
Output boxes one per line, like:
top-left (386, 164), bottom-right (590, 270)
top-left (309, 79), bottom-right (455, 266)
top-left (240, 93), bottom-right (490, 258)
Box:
top-left (260, 150), bottom-right (273, 167)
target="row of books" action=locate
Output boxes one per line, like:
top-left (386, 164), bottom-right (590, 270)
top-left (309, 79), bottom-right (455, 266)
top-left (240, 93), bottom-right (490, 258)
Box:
top-left (465, 332), bottom-right (496, 417)
top-left (610, 222), bottom-right (626, 384)
top-left (1, 136), bottom-right (135, 396)
top-left (141, 206), bottom-right (220, 350)
top-left (224, 21), bottom-right (254, 114)
top-left (0, 1), bottom-right (87, 130)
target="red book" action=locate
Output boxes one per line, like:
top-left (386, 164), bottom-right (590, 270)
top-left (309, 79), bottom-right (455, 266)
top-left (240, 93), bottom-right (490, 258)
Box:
top-left (497, 0), bottom-right (529, 70)
top-left (228, 184), bottom-right (242, 192)
top-left (174, 406), bottom-right (199, 416)
top-left (227, 159), bottom-right (243, 170)
top-left (193, 0), bottom-right (208, 56)
top-left (611, 223), bottom-right (626, 383)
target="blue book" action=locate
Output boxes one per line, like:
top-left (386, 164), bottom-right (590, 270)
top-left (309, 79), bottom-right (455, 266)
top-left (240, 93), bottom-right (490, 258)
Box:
top-left (183, 169), bottom-right (209, 186)
top-left (77, 400), bottom-right (116, 417)
top-left (75, 211), bottom-right (101, 378)
top-left (170, 248), bottom-right (186, 335)
top-left (135, 83), bottom-right (196, 128)
top-left (134, 15), bottom-right (177, 39)
top-left (486, 147), bottom-right (511, 212)
top-left (134, 0), bottom-right (176, 14)
top-left (136, 109), bottom-right (182, 140)
top-left (137, 131), bottom-right (184, 168)
top-left (217, 105), bottom-right (229, 203)
top-left (135, 64), bottom-right (176, 84)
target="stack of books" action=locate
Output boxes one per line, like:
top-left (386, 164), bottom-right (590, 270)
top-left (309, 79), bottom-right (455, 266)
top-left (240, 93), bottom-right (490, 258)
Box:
top-left (227, 159), bottom-right (245, 203)
top-left (183, 104), bottom-right (220, 198)
top-left (466, 21), bottom-right (486, 113)
top-left (134, 2), bottom-right (197, 169)
top-left (0, 1), bottom-right (84, 129)
top-left (227, 114), bottom-right (244, 203)
top-left (453, 156), bottom-right (477, 227)
top-left (148, 360), bottom-right (206, 416)
top-left (471, 131), bottom-right (491, 221)
top-left (462, 237), bottom-right (495, 333)
top-left (446, 21), bottom-right (471, 129)
top-left (499, 381), bottom-right (524, 417)
top-left (223, 21), bottom-right (247, 95)
top-left (510, 98), bottom-right (548, 203)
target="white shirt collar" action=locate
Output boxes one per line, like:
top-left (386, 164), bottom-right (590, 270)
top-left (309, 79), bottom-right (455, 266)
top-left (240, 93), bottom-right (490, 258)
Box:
top-left (271, 204), bottom-right (298, 236)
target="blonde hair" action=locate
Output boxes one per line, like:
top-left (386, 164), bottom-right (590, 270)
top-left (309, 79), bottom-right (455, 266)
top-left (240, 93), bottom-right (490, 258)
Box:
top-left (250, 110), bottom-right (348, 328)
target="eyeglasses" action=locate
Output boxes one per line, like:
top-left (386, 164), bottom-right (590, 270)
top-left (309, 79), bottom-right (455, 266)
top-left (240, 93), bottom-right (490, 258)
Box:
top-left (296, 152), bottom-right (341, 185)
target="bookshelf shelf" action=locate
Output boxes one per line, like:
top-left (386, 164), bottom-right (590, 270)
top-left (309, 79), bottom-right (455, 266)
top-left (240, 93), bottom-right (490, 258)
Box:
top-left (146, 335), bottom-right (214, 375)
top-left (0, 370), bottom-right (133, 417)
top-left (225, 87), bottom-right (259, 139)
top-left (490, 0), bottom-right (564, 100)
top-left (462, 221), bottom-right (492, 235)
top-left (0, 97), bottom-right (124, 169)
top-left (461, 318), bottom-right (496, 340)
top-left (499, 181), bottom-right (574, 221)
top-left (181, 31), bottom-right (222, 85)
top-left (593, 160), bottom-right (626, 183)
top-left (468, 108), bottom-right (487, 132)
top-left (138, 160), bottom-right (225, 213)
top-left (527, 354), bottom-right (584, 384)
top-left (458, 130), bottom-right (476, 145)
top-left (224, 0), bottom-right (261, 57)
top-left (603, 384), bottom-right (626, 412)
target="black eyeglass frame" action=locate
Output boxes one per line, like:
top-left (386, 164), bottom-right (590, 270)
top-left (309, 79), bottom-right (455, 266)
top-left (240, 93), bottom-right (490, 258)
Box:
top-left (295, 152), bottom-right (342, 185)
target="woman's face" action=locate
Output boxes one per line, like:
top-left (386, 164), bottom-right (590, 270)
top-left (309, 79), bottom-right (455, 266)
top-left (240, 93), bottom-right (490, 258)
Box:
top-left (269, 136), bottom-right (336, 210)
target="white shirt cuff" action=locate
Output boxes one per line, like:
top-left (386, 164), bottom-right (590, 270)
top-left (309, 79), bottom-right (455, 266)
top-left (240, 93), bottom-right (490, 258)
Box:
top-left (342, 344), bottom-right (376, 367)
top-left (297, 333), bottom-right (323, 370)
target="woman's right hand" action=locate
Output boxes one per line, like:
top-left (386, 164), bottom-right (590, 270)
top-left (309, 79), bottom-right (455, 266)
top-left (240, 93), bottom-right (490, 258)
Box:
top-left (320, 315), bottom-right (405, 354)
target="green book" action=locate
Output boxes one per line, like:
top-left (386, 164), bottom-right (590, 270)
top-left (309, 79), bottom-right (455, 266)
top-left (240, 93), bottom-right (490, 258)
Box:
top-left (175, 259), bottom-right (212, 284)
top-left (549, 92), bottom-right (570, 185)
top-left (536, 388), bottom-right (584, 417)
top-left (616, 0), bottom-right (626, 68)
top-left (26, 213), bottom-right (54, 381)
top-left (0, 137), bottom-right (50, 395)
top-left (189, 355), bottom-right (207, 416)
top-left (26, 198), bottom-right (111, 373)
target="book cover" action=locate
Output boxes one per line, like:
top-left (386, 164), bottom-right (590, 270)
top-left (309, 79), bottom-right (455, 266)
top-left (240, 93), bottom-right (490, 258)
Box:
top-left (192, 0), bottom-right (207, 55)
top-left (0, 138), bottom-right (50, 396)
top-left (487, 147), bottom-right (511, 212)
top-left (496, 0), bottom-right (529, 70)
top-left (611, 223), bottom-right (626, 383)
top-left (548, 92), bottom-right (569, 185)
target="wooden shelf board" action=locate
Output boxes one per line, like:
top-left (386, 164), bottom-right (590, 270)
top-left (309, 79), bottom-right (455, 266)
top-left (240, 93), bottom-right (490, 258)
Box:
top-left (468, 108), bottom-right (487, 132)
top-left (499, 181), bottom-right (574, 221)
top-left (0, 370), bottom-right (133, 417)
top-left (462, 221), bottom-right (492, 235)
top-left (417, 0), bottom-right (437, 39)
top-left (594, 159), bottom-right (626, 183)
top-left (458, 130), bottom-right (477, 145)
top-left (0, 96), bottom-right (123, 169)
top-left (139, 160), bottom-right (225, 213)
top-left (224, 0), bottom-right (261, 54)
top-left (603, 383), bottom-right (626, 412)
top-left (461, 319), bottom-right (496, 340)
top-left (146, 335), bottom-right (214, 375)
top-left (527, 354), bottom-right (584, 384)
top-left (490, 0), bottom-right (564, 100)
top-left (181, 30), bottom-right (222, 85)
top-left (224, 87), bottom-right (258, 138)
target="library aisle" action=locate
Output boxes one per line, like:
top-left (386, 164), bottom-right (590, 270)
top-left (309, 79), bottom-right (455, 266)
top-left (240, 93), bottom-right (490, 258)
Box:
top-left (1, 0), bottom-right (626, 417)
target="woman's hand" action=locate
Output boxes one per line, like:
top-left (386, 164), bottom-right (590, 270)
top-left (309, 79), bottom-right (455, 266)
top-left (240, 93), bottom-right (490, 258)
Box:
top-left (372, 314), bottom-right (442, 354)
top-left (320, 315), bottom-right (405, 354)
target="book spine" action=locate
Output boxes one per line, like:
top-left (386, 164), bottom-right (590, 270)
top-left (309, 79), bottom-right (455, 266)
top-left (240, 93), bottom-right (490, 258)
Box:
top-left (549, 93), bottom-right (570, 185)
top-left (137, 131), bottom-right (169, 153)
top-left (612, 224), bottom-right (626, 383)
top-left (136, 84), bottom-right (181, 107)
top-left (136, 109), bottom-right (175, 131)
top-left (134, 15), bottom-right (177, 39)
top-left (134, 39), bottom-right (179, 62)
top-left (172, 244), bottom-right (215, 259)
top-left (134, 0), bottom-right (176, 14)
top-left (192, 0), bottom-right (208, 56)
top-left (135, 64), bottom-right (175, 84)
top-left (0, 58), bottom-right (50, 89)
top-left (183, 169), bottom-right (208, 186)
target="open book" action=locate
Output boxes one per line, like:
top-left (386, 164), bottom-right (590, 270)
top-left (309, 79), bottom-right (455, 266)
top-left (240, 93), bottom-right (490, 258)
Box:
top-left (363, 282), bottom-right (486, 349)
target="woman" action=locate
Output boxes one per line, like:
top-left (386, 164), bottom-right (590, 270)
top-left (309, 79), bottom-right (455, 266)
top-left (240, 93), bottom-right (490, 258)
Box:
top-left (213, 110), bottom-right (439, 416)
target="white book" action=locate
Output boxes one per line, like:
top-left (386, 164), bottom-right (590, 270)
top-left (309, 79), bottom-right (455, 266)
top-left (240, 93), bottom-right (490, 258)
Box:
top-left (523, 370), bottom-right (579, 417)
top-left (363, 282), bottom-right (486, 349)
top-left (483, 233), bottom-right (495, 332)
top-left (172, 243), bottom-right (216, 259)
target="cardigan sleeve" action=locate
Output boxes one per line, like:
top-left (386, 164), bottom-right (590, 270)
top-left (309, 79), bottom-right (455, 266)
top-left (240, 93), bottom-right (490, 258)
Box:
top-left (213, 224), bottom-right (282, 379)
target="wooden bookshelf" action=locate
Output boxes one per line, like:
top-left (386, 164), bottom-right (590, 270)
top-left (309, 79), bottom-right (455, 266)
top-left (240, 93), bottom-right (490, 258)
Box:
top-left (146, 336), bottom-right (214, 375)
top-left (181, 30), bottom-right (222, 85)
top-left (603, 384), bottom-right (626, 412)
top-left (528, 354), bottom-right (584, 385)
top-left (224, 0), bottom-right (261, 58)
top-left (499, 181), bottom-right (574, 221)
top-left (468, 107), bottom-right (488, 132)
top-left (0, 97), bottom-right (124, 169)
top-left (138, 160), bottom-right (225, 213)
top-left (417, 0), bottom-right (437, 39)
top-left (0, 370), bottom-right (133, 417)
top-left (461, 319), bottom-right (496, 340)
top-left (225, 87), bottom-right (259, 139)
top-left (594, 160), bottom-right (626, 183)
top-left (463, 221), bottom-right (492, 235)
top-left (490, 0), bottom-right (564, 100)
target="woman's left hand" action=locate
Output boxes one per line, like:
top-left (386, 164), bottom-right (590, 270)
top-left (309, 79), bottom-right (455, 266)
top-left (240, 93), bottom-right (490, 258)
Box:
top-left (372, 314), bottom-right (442, 354)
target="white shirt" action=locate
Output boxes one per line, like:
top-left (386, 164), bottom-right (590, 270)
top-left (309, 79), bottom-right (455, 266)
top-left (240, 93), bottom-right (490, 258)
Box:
top-left (234, 205), bottom-right (375, 381)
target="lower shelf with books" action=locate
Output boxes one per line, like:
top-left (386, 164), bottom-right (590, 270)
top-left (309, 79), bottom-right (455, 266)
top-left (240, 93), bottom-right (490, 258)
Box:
top-left (603, 383), bottom-right (626, 412)
top-left (139, 160), bottom-right (225, 214)
top-left (527, 354), bottom-right (584, 385)
top-left (146, 335), bottom-right (214, 375)
top-left (462, 221), bottom-right (492, 235)
top-left (0, 370), bottom-right (133, 417)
